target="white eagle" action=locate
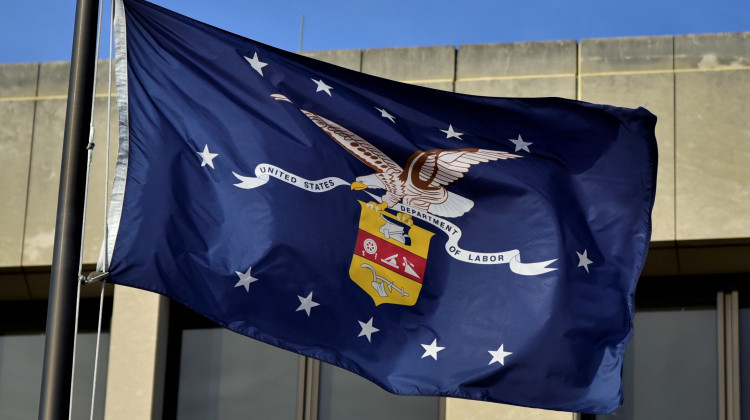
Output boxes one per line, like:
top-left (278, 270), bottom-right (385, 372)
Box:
top-left (273, 94), bottom-right (521, 218)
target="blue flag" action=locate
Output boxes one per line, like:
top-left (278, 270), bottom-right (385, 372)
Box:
top-left (103, 0), bottom-right (657, 413)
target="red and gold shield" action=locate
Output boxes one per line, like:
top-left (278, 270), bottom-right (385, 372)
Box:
top-left (350, 201), bottom-right (434, 306)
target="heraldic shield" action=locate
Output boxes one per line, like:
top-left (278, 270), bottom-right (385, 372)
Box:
top-left (350, 201), bottom-right (434, 306)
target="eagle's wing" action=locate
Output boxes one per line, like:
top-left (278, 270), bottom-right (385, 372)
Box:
top-left (421, 148), bottom-right (521, 187)
top-left (300, 109), bottom-right (402, 175)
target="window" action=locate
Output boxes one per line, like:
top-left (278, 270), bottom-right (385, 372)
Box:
top-left (165, 301), bottom-right (441, 420)
top-left (318, 362), bottom-right (440, 420)
top-left (594, 276), bottom-right (747, 420)
top-left (0, 299), bottom-right (111, 420)
top-left (740, 290), bottom-right (750, 420)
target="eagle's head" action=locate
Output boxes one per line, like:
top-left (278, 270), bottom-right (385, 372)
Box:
top-left (350, 173), bottom-right (385, 191)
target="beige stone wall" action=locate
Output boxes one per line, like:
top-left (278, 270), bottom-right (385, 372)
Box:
top-left (1, 33), bottom-right (748, 419)
top-left (104, 288), bottom-right (169, 420)
top-left (0, 60), bottom-right (117, 299)
top-left (446, 399), bottom-right (573, 420)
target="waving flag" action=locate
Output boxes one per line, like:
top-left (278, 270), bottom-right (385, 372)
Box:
top-left (103, 0), bottom-right (657, 413)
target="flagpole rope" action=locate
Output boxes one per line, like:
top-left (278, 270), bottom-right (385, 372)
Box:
top-left (88, 278), bottom-right (107, 420)
top-left (102, 0), bottom-right (113, 282)
top-left (87, 2), bottom-right (116, 419)
top-left (69, 0), bottom-right (108, 417)
top-left (68, 273), bottom-right (83, 420)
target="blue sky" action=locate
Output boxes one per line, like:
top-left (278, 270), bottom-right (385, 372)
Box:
top-left (1, 0), bottom-right (748, 64)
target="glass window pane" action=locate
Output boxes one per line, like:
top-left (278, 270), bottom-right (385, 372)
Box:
top-left (0, 334), bottom-right (44, 419)
top-left (70, 333), bottom-right (110, 419)
top-left (176, 329), bottom-right (299, 420)
top-left (741, 307), bottom-right (750, 420)
top-left (318, 363), bottom-right (439, 420)
top-left (599, 308), bottom-right (718, 420)
top-left (0, 332), bottom-right (109, 420)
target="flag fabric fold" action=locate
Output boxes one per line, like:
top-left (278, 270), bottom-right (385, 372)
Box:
top-left (103, 0), bottom-right (657, 413)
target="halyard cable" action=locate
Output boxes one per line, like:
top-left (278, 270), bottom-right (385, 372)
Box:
top-left (87, 1), bottom-right (116, 418)
top-left (69, 0), bottom-right (107, 417)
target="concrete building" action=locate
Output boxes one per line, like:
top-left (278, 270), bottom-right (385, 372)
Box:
top-left (0, 32), bottom-right (748, 419)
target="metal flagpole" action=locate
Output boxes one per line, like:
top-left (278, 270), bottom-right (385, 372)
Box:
top-left (38, 0), bottom-right (101, 418)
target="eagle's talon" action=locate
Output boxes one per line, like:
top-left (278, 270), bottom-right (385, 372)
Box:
top-left (366, 201), bottom-right (388, 211)
top-left (397, 213), bottom-right (413, 225)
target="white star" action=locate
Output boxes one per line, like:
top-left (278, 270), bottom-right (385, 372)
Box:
top-left (577, 249), bottom-right (593, 273)
top-left (488, 344), bottom-right (512, 365)
top-left (234, 266), bottom-right (259, 292)
top-left (375, 107), bottom-right (396, 123)
top-left (197, 144), bottom-right (218, 169)
top-left (312, 78), bottom-right (333, 96)
top-left (296, 291), bottom-right (320, 316)
top-left (440, 124), bottom-right (464, 140)
top-left (509, 134), bottom-right (532, 153)
top-left (358, 317), bottom-right (380, 342)
top-left (244, 52), bottom-right (268, 76)
top-left (421, 338), bottom-right (445, 360)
